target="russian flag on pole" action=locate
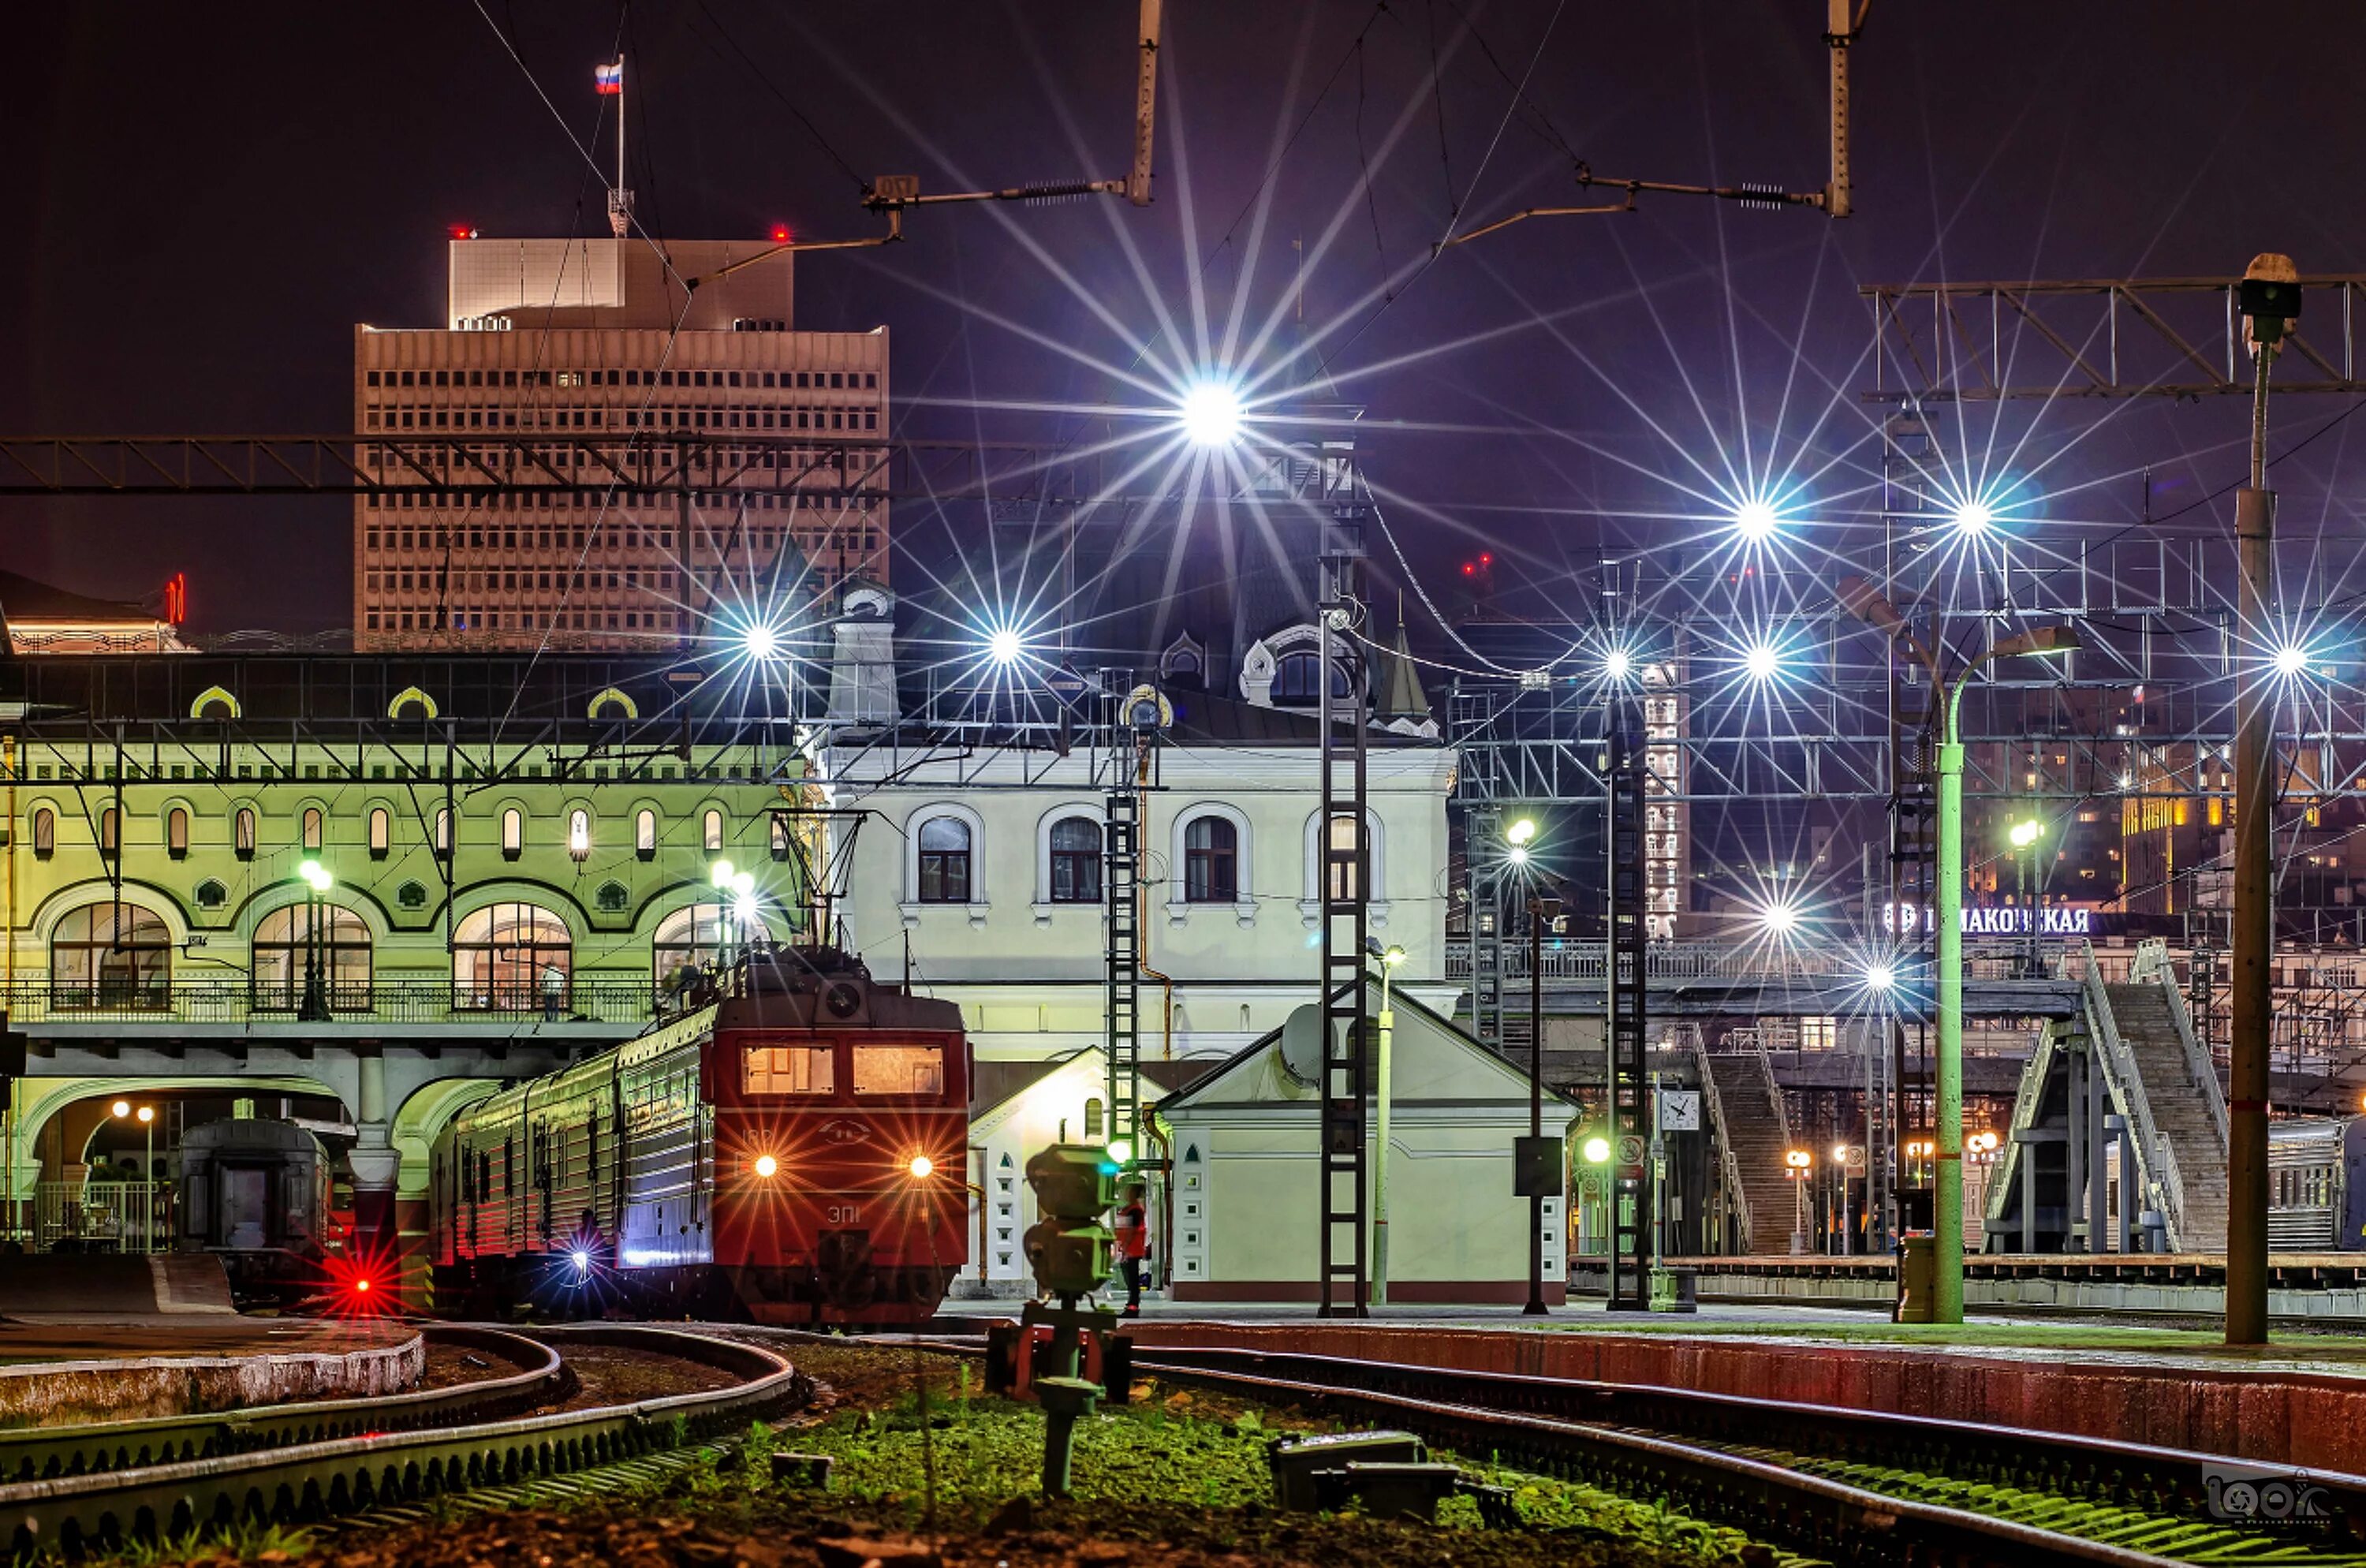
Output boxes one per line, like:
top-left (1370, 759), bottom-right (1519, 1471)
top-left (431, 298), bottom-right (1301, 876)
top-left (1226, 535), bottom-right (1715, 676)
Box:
top-left (595, 61), bottom-right (623, 95)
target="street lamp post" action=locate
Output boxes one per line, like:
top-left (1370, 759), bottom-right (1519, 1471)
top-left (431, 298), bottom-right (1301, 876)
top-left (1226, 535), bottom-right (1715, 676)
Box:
top-left (1843, 577), bottom-right (2081, 1323)
top-left (2009, 819), bottom-right (2044, 976)
top-left (2229, 253), bottom-right (2301, 1347)
top-left (297, 859), bottom-right (333, 1023)
top-left (1367, 940), bottom-right (1406, 1304)
top-left (112, 1099), bottom-right (157, 1253)
top-left (1525, 889), bottom-right (1559, 1316)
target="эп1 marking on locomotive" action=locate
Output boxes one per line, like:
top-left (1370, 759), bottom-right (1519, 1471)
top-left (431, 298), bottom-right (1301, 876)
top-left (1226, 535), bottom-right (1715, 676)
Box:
top-left (430, 944), bottom-right (971, 1326)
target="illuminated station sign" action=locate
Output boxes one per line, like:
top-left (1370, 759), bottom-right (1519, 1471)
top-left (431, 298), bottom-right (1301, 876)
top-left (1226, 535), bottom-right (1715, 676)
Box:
top-left (1883, 902), bottom-right (2099, 937)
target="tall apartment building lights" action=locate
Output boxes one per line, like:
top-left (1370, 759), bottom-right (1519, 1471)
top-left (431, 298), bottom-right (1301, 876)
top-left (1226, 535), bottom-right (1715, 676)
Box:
top-left (354, 234), bottom-right (889, 650)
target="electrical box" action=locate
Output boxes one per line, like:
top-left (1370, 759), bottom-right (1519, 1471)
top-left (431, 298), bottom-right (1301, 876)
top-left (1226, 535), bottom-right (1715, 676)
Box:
top-left (1512, 1134), bottom-right (1564, 1198)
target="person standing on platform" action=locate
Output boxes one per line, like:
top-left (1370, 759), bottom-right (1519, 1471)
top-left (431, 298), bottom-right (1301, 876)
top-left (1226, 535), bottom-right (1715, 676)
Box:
top-left (1113, 1182), bottom-right (1149, 1316)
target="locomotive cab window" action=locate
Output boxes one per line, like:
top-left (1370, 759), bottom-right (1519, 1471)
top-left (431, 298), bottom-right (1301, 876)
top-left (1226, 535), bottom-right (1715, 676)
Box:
top-left (743, 1042), bottom-right (834, 1095)
top-left (853, 1042), bottom-right (946, 1097)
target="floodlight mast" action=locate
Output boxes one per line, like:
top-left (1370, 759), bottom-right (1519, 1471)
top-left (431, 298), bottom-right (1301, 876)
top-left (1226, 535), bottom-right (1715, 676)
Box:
top-left (1439, 3), bottom-right (1863, 250)
top-left (689, 0), bottom-right (1164, 289)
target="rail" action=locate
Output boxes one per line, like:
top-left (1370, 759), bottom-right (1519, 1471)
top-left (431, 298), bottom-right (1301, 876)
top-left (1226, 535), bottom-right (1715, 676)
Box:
top-left (2079, 943), bottom-right (2188, 1249)
top-left (0, 1323), bottom-right (800, 1557)
top-left (0, 1326), bottom-right (564, 1484)
top-left (1127, 1346), bottom-right (2301, 1567)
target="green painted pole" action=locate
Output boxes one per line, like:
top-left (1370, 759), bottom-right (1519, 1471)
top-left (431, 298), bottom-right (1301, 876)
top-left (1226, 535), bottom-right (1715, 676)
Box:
top-left (1933, 685), bottom-right (1967, 1325)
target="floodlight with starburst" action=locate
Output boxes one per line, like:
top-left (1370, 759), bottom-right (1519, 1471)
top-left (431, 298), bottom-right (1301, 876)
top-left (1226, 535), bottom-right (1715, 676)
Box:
top-left (1731, 499), bottom-right (1781, 541)
top-left (1603, 648), bottom-right (1633, 682)
top-left (2272, 642), bottom-right (2311, 678)
top-left (987, 626), bottom-right (1025, 665)
top-left (1952, 499), bottom-right (1995, 535)
top-left (1177, 379), bottom-right (1245, 446)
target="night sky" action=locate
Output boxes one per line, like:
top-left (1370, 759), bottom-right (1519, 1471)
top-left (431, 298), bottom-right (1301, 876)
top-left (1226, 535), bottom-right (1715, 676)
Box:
top-left (7, 2), bottom-right (2365, 636)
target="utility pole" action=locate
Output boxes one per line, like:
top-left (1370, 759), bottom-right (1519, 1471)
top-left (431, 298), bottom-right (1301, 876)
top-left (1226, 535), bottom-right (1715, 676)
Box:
top-left (2228, 253), bottom-right (2301, 1346)
top-left (1524, 890), bottom-right (1557, 1316)
top-left (1315, 519), bottom-right (1371, 1317)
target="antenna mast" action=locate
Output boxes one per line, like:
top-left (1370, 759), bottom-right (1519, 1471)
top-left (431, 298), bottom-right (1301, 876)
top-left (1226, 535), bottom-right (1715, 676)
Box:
top-left (600, 56), bottom-right (632, 237)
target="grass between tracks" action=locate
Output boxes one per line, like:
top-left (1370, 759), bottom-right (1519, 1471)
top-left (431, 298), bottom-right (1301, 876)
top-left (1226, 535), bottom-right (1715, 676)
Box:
top-left (84, 1343), bottom-right (1791, 1568)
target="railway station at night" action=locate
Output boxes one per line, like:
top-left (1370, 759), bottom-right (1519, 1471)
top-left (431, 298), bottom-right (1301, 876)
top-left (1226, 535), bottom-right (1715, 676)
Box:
top-left (6, 4), bottom-right (2366, 1566)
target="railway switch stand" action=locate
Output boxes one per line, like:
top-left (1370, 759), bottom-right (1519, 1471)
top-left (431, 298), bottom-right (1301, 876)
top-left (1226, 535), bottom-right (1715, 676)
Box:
top-left (1016, 1144), bottom-right (1124, 1498)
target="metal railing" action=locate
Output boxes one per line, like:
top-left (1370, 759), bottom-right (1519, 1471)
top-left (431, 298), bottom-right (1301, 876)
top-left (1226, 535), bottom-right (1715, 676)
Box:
top-left (1681, 1023), bottom-right (1758, 1255)
top-left (2077, 943), bottom-right (2187, 1247)
top-left (2, 976), bottom-right (664, 1027)
top-left (32, 1179), bottom-right (166, 1253)
top-left (2131, 938), bottom-right (2230, 1148)
top-left (1441, 936), bottom-right (2073, 985)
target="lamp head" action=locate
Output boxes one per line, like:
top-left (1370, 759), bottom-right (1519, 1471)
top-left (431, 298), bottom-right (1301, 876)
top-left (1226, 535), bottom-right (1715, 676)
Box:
top-left (1506, 819), bottom-right (1538, 847)
top-left (1178, 379), bottom-right (1244, 446)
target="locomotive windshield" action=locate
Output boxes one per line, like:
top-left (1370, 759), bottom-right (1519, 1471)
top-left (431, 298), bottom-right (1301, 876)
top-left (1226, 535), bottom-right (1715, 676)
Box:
top-left (743, 1042), bottom-right (835, 1095)
top-left (853, 1043), bottom-right (945, 1097)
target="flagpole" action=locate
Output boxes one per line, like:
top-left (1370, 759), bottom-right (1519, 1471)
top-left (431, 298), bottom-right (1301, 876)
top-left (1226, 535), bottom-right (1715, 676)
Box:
top-left (607, 56), bottom-right (629, 238)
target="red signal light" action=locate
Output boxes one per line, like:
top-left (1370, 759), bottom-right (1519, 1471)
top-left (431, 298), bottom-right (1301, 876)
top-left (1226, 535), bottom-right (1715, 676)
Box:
top-left (449, 224), bottom-right (480, 241)
top-left (1461, 562), bottom-right (1476, 577)
top-left (353, 1277), bottom-right (372, 1295)
top-left (1480, 553), bottom-right (1492, 566)
top-left (771, 224), bottom-right (790, 244)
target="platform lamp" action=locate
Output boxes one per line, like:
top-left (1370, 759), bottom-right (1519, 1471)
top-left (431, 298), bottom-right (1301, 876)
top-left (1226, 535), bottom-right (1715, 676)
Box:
top-left (1841, 577), bottom-right (2081, 1324)
top-left (1364, 939), bottom-right (1408, 1304)
top-left (112, 1099), bottom-right (157, 1253)
top-left (297, 859), bottom-right (334, 1023)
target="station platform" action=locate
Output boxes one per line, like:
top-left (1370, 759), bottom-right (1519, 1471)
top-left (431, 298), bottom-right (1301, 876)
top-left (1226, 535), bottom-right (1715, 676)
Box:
top-left (940, 1295), bottom-right (2366, 1472)
top-left (0, 1307), bottom-right (421, 1425)
top-left (1664, 1252), bottom-right (2366, 1320)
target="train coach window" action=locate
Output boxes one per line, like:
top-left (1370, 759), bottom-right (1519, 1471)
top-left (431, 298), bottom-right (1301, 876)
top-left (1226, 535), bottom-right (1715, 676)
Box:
top-left (743, 1043), bottom-right (834, 1094)
top-left (853, 1042), bottom-right (946, 1096)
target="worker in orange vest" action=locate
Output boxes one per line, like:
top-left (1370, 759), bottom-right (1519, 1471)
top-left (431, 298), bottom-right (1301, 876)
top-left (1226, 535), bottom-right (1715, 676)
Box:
top-left (1112, 1182), bottom-right (1149, 1316)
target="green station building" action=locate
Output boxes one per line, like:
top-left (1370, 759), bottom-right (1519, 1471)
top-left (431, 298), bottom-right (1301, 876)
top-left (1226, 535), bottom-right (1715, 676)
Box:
top-left (0, 651), bottom-right (812, 1289)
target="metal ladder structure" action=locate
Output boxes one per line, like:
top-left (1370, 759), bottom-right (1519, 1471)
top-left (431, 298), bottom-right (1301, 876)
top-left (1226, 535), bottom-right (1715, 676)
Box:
top-left (1605, 696), bottom-right (1653, 1309)
top-left (1468, 804), bottom-right (1506, 1055)
top-left (1315, 522), bottom-right (1371, 1316)
top-left (1103, 678), bottom-right (1159, 1162)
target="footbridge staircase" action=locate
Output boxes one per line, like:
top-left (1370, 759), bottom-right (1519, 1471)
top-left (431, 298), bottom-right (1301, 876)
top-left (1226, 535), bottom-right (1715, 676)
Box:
top-left (1698, 1028), bottom-right (1797, 1255)
top-left (1987, 941), bottom-right (2228, 1253)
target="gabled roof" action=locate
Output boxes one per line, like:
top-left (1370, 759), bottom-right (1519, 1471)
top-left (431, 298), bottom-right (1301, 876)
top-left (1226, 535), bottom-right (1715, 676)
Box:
top-left (1155, 980), bottom-right (1578, 1116)
top-left (0, 569), bottom-right (154, 624)
top-left (971, 1052), bottom-right (1081, 1118)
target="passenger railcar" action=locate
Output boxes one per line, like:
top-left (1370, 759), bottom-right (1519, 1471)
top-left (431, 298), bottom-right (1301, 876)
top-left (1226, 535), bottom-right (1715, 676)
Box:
top-left (2267, 1116), bottom-right (2366, 1251)
top-left (430, 948), bottom-right (969, 1324)
top-left (175, 1118), bottom-right (339, 1305)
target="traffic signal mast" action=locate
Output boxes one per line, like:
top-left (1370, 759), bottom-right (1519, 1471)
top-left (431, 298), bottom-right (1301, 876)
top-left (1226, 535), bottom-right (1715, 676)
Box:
top-left (1013, 1144), bottom-right (1123, 1497)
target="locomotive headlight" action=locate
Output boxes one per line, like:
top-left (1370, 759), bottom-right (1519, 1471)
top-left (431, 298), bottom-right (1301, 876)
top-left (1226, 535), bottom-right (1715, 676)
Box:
top-left (753, 1154), bottom-right (779, 1179)
top-left (907, 1155), bottom-right (935, 1180)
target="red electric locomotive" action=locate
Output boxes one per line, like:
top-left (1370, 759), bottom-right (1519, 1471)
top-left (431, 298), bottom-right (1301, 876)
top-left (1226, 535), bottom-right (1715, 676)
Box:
top-left (431, 947), bottom-right (968, 1325)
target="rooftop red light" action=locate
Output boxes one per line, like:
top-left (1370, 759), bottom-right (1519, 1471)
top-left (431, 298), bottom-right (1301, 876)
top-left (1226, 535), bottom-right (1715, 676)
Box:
top-left (771, 225), bottom-right (790, 244)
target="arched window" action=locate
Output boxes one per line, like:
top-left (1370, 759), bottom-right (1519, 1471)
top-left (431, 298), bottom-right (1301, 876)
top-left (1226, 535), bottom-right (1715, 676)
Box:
top-left (1324, 812), bottom-right (1362, 902)
top-left (1270, 649), bottom-right (1352, 706)
top-left (252, 903), bottom-right (372, 1013)
top-left (770, 813), bottom-right (792, 863)
top-left (916, 816), bottom-right (972, 903)
top-left (652, 902), bottom-right (771, 992)
top-left (98, 805), bottom-right (119, 860)
top-left (166, 807), bottom-right (190, 860)
top-left (368, 807), bottom-right (391, 860)
top-left (567, 808), bottom-right (592, 861)
top-left (301, 807), bottom-right (323, 852)
top-left (501, 807), bottom-right (523, 860)
top-left (233, 807), bottom-right (256, 860)
top-left (30, 808), bottom-right (54, 860)
top-left (1049, 816), bottom-right (1103, 903)
top-left (1084, 1097), bottom-right (1105, 1140)
top-left (51, 901), bottom-right (170, 1010)
top-left (434, 806), bottom-right (452, 860)
top-left (636, 808), bottom-right (657, 861)
top-left (452, 902), bottom-right (572, 1012)
top-left (703, 808), bottom-right (725, 853)
top-left (1184, 816), bottom-right (1238, 903)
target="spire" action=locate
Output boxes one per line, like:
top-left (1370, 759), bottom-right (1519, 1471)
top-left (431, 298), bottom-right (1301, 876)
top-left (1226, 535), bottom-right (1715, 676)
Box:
top-left (1376, 622), bottom-right (1431, 727)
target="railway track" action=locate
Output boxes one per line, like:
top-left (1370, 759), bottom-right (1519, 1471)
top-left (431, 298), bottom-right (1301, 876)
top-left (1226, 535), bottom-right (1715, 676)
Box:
top-left (0, 1324), bottom-right (804, 1560)
top-left (1119, 1345), bottom-right (2364, 1567)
